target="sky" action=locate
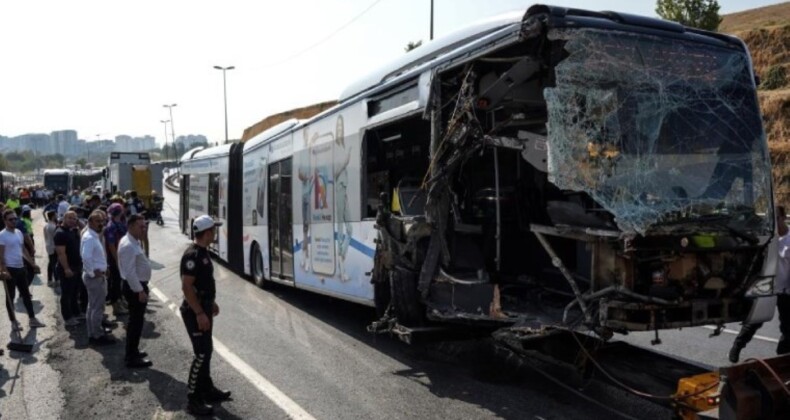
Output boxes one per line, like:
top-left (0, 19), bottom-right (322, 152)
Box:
top-left (0, 0), bottom-right (784, 146)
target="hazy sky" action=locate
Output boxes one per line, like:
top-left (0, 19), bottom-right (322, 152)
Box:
top-left (0, 0), bottom-right (783, 145)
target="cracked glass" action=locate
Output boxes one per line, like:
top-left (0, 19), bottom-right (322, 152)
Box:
top-left (543, 28), bottom-right (772, 236)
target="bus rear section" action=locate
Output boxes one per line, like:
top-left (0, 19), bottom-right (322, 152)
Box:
top-left (43, 169), bottom-right (73, 195)
top-left (371, 6), bottom-right (774, 338)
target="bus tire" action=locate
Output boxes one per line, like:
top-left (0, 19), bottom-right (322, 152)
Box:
top-left (389, 266), bottom-right (425, 326)
top-left (251, 242), bottom-right (267, 288)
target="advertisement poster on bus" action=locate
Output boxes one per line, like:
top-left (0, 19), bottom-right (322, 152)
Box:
top-left (309, 141), bottom-right (336, 275)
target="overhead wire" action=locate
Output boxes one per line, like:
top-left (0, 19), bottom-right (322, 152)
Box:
top-left (260, 0), bottom-right (387, 69)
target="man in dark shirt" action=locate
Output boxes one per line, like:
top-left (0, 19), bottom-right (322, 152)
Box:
top-left (55, 211), bottom-right (84, 326)
top-left (180, 215), bottom-right (230, 415)
top-left (104, 203), bottom-right (128, 316)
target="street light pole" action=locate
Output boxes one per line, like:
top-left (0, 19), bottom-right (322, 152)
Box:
top-left (163, 103), bottom-right (177, 160)
top-left (213, 65), bottom-right (235, 143)
top-left (430, 0), bottom-right (434, 41)
top-left (160, 120), bottom-right (170, 159)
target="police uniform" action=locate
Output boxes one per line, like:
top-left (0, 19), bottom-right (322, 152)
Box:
top-left (180, 243), bottom-right (218, 399)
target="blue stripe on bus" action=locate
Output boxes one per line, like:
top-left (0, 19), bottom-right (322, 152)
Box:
top-left (293, 234), bottom-right (375, 259)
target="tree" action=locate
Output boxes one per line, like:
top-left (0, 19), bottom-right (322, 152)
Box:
top-left (75, 158), bottom-right (87, 169)
top-left (405, 40), bottom-right (423, 52)
top-left (656, 0), bottom-right (722, 31)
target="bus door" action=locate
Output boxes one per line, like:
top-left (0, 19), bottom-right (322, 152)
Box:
top-left (268, 158), bottom-right (294, 280)
top-left (180, 175), bottom-right (190, 234)
top-left (208, 173), bottom-right (220, 251)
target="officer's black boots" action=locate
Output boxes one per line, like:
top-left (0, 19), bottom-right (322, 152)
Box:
top-left (187, 396), bottom-right (213, 416)
top-left (729, 344), bottom-right (742, 364)
top-left (202, 387), bottom-right (232, 403)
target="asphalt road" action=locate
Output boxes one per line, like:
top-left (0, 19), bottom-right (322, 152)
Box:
top-left (0, 190), bottom-right (784, 419)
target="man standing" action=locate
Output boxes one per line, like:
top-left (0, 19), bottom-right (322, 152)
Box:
top-left (44, 210), bottom-right (58, 286)
top-left (55, 211), bottom-right (84, 327)
top-left (0, 209), bottom-right (45, 330)
top-left (105, 203), bottom-right (128, 316)
top-left (81, 210), bottom-right (114, 346)
top-left (6, 193), bottom-right (19, 211)
top-left (57, 194), bottom-right (69, 221)
top-left (180, 215), bottom-right (231, 415)
top-left (118, 214), bottom-right (152, 368)
top-left (729, 205), bottom-right (790, 362)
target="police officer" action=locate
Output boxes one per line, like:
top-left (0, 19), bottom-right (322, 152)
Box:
top-left (180, 215), bottom-right (231, 415)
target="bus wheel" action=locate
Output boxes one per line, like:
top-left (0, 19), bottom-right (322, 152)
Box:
top-left (251, 243), bottom-right (267, 288)
top-left (389, 266), bottom-right (425, 326)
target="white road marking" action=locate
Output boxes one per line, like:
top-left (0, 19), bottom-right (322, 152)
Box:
top-left (149, 286), bottom-right (317, 420)
top-left (701, 325), bottom-right (779, 343)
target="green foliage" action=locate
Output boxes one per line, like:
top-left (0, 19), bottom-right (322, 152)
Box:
top-left (656, 0), bottom-right (723, 31)
top-left (761, 65), bottom-right (787, 90)
top-left (75, 158), bottom-right (88, 169)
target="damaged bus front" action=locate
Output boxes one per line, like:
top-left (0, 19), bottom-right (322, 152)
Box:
top-left (371, 5), bottom-right (775, 340)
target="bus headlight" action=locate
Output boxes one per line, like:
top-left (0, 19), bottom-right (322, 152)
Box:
top-left (745, 277), bottom-right (774, 297)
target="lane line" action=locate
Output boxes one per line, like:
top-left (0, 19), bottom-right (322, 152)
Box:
top-left (149, 287), bottom-right (317, 420)
top-left (701, 325), bottom-right (779, 343)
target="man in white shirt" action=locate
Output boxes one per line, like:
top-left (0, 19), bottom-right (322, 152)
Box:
top-left (80, 210), bottom-right (114, 346)
top-left (43, 210), bottom-right (58, 286)
top-left (0, 209), bottom-right (44, 330)
top-left (118, 214), bottom-right (153, 368)
top-left (57, 194), bottom-right (69, 221)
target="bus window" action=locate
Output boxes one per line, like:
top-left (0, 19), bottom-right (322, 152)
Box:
top-left (362, 115), bottom-right (430, 218)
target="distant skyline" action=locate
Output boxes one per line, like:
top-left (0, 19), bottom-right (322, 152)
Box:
top-left (0, 0), bottom-right (783, 144)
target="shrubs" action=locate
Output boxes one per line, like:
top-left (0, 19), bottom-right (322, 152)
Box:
top-left (761, 65), bottom-right (788, 90)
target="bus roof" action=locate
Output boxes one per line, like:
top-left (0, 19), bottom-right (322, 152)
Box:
top-left (180, 147), bottom-right (205, 162)
top-left (338, 11), bottom-right (524, 102)
top-left (189, 144), bottom-right (234, 161)
top-left (244, 118), bottom-right (301, 153)
top-left (43, 169), bottom-right (72, 175)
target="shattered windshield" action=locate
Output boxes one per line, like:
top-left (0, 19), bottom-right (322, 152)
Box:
top-left (543, 28), bottom-right (771, 236)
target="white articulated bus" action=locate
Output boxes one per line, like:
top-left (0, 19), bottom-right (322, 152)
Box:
top-left (181, 5), bottom-right (776, 337)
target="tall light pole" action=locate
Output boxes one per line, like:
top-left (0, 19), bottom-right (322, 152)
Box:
top-left (213, 65), bottom-right (235, 143)
top-left (160, 120), bottom-right (170, 159)
top-left (163, 103), bottom-right (177, 160)
top-left (430, 0), bottom-right (434, 40)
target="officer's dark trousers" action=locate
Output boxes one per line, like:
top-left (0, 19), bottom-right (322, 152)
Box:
top-left (733, 294), bottom-right (790, 354)
top-left (58, 267), bottom-right (81, 321)
top-left (47, 253), bottom-right (57, 283)
top-left (6, 267), bottom-right (34, 318)
top-left (108, 262), bottom-right (122, 304)
top-left (123, 281), bottom-right (148, 359)
top-left (778, 294), bottom-right (790, 354)
top-left (181, 301), bottom-right (214, 397)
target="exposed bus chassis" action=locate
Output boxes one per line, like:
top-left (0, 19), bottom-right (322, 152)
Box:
top-left (369, 8), bottom-right (772, 341)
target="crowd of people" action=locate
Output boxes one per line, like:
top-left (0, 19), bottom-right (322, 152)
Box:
top-left (0, 188), bottom-right (230, 415)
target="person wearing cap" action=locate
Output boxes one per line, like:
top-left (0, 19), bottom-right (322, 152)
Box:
top-left (180, 215), bottom-right (231, 415)
top-left (105, 203), bottom-right (128, 316)
top-left (86, 194), bottom-right (101, 214)
top-left (118, 213), bottom-right (153, 368)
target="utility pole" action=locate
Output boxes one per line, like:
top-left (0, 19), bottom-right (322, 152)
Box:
top-left (160, 120), bottom-right (170, 159)
top-left (213, 65), bottom-right (235, 143)
top-left (163, 104), bottom-right (177, 161)
top-left (430, 0), bottom-right (434, 40)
